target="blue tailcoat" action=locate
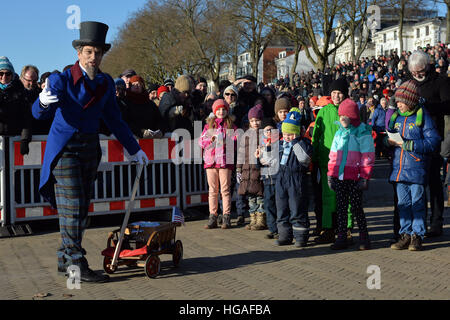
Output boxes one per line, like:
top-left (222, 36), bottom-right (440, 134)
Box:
top-left (32, 62), bottom-right (141, 207)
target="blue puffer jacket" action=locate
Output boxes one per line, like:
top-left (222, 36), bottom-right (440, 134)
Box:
top-left (370, 105), bottom-right (387, 133)
top-left (388, 107), bottom-right (440, 185)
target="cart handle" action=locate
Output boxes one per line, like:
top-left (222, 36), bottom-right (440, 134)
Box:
top-left (110, 163), bottom-right (145, 268)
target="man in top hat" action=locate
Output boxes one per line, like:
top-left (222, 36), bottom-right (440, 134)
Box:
top-left (32, 21), bottom-right (149, 283)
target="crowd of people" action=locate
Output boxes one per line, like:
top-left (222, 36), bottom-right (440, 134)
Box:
top-left (1, 42), bottom-right (449, 252)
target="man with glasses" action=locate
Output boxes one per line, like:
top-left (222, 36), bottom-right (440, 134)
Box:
top-left (0, 56), bottom-right (32, 155)
top-left (407, 50), bottom-right (450, 238)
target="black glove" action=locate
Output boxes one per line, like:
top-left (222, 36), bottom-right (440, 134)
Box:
top-left (358, 178), bottom-right (369, 191)
top-left (20, 140), bottom-right (30, 155)
top-left (327, 176), bottom-right (337, 191)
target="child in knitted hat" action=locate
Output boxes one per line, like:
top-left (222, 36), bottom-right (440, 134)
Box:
top-left (273, 97), bottom-right (291, 135)
top-left (385, 80), bottom-right (440, 251)
top-left (236, 104), bottom-right (267, 231)
top-left (327, 98), bottom-right (375, 250)
top-left (199, 99), bottom-right (238, 229)
top-left (274, 108), bottom-right (313, 247)
top-left (255, 117), bottom-right (280, 239)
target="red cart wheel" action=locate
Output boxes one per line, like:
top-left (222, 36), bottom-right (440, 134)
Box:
top-left (103, 256), bottom-right (117, 274)
top-left (145, 255), bottom-right (160, 278)
top-left (172, 240), bottom-right (183, 267)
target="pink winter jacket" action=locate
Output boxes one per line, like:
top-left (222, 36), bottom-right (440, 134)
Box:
top-left (198, 118), bottom-right (238, 170)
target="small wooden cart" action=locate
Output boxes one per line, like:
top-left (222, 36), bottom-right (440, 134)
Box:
top-left (100, 164), bottom-right (183, 279)
top-left (101, 221), bottom-right (183, 278)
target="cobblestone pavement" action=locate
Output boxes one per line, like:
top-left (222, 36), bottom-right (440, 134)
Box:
top-left (0, 160), bottom-right (449, 300)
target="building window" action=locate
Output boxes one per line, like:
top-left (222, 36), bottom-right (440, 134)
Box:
top-left (394, 31), bottom-right (397, 41)
top-left (416, 28), bottom-right (420, 38)
top-left (383, 34), bottom-right (386, 43)
top-left (426, 26), bottom-right (430, 36)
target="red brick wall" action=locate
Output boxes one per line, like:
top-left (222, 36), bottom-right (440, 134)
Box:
top-left (262, 48), bottom-right (295, 84)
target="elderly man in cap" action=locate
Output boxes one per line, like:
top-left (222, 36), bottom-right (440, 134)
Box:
top-left (120, 69), bottom-right (137, 89)
top-left (32, 21), bottom-right (149, 283)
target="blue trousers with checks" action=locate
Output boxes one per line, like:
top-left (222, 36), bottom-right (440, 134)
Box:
top-left (53, 133), bottom-right (100, 271)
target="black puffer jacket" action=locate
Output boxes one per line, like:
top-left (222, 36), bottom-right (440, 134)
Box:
top-left (0, 78), bottom-right (32, 140)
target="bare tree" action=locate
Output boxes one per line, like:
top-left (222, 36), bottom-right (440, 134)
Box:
top-left (272, 0), bottom-right (354, 72)
top-left (232, 0), bottom-right (274, 81)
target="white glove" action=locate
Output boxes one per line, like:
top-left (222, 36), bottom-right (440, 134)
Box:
top-left (174, 105), bottom-right (184, 115)
top-left (131, 149), bottom-right (149, 166)
top-left (39, 78), bottom-right (59, 107)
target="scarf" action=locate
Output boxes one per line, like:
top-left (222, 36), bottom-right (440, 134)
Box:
top-left (0, 82), bottom-right (10, 90)
top-left (281, 141), bottom-right (293, 165)
top-left (388, 105), bottom-right (423, 132)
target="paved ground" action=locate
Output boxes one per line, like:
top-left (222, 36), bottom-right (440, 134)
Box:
top-left (0, 160), bottom-right (449, 301)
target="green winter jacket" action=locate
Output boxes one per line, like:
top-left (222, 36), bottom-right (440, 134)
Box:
top-left (311, 103), bottom-right (340, 167)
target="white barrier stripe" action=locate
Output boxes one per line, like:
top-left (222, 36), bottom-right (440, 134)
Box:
top-left (153, 139), bottom-right (168, 160)
top-left (23, 142), bottom-right (42, 166)
top-left (155, 198), bottom-right (170, 207)
top-left (26, 207), bottom-right (43, 218)
top-left (190, 195), bottom-right (202, 204)
top-left (100, 140), bottom-right (109, 163)
top-left (93, 202), bottom-right (109, 212)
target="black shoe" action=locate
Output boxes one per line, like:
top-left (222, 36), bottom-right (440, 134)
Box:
top-left (79, 268), bottom-right (110, 283)
top-left (276, 239), bottom-right (293, 246)
top-left (235, 215), bottom-right (245, 226)
top-left (265, 232), bottom-right (278, 239)
top-left (425, 227), bottom-right (443, 238)
top-left (330, 239), bottom-right (348, 250)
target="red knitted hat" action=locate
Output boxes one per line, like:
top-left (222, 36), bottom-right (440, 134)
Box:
top-left (212, 99), bottom-right (229, 115)
top-left (157, 85), bottom-right (169, 99)
top-left (338, 98), bottom-right (361, 127)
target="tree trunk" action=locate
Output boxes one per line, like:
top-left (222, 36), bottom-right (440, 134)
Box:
top-left (290, 44), bottom-right (301, 87)
top-left (399, 0), bottom-right (405, 53)
top-left (447, 1), bottom-right (450, 43)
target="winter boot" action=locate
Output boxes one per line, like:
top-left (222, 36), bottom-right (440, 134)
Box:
top-left (246, 213), bottom-right (256, 230)
top-left (265, 232), bottom-right (279, 239)
top-left (204, 214), bottom-right (218, 229)
top-left (390, 233), bottom-right (411, 250)
top-left (347, 229), bottom-right (354, 245)
top-left (358, 232), bottom-right (371, 250)
top-left (293, 226), bottom-right (309, 248)
top-left (235, 215), bottom-right (245, 227)
top-left (330, 232), bottom-right (348, 250)
top-left (253, 212), bottom-right (268, 230)
top-left (314, 228), bottom-right (335, 244)
top-left (221, 214), bottom-right (231, 229)
top-left (408, 233), bottom-right (423, 251)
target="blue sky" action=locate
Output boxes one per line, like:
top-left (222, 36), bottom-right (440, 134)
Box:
top-left (2, 1), bottom-right (447, 79)
top-left (2, 0), bottom-right (148, 77)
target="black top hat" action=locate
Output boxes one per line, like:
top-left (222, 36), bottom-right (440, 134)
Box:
top-left (72, 21), bottom-right (111, 52)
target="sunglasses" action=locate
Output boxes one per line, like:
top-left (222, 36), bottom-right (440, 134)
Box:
top-left (224, 93), bottom-right (236, 97)
top-left (0, 71), bottom-right (12, 77)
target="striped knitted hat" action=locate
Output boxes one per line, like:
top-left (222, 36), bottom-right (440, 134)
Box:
top-left (394, 80), bottom-right (420, 108)
top-left (0, 56), bottom-right (14, 73)
top-left (281, 107), bottom-right (302, 135)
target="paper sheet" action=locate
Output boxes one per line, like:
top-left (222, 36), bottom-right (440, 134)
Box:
top-left (387, 131), bottom-right (404, 144)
